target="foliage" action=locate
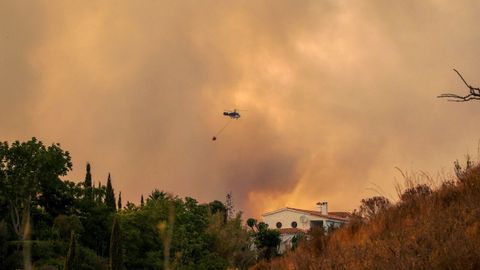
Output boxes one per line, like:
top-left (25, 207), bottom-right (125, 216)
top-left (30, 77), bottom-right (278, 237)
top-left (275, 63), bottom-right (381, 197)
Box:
top-left (207, 212), bottom-right (256, 269)
top-left (225, 192), bottom-right (235, 219)
top-left (246, 220), bottom-right (281, 261)
top-left (84, 163), bottom-right (93, 201)
top-left (105, 174), bottom-right (116, 212)
top-left (53, 215), bottom-right (84, 240)
top-left (400, 183), bottom-right (432, 203)
top-left (117, 192), bottom-right (122, 211)
top-left (78, 200), bottom-right (113, 257)
top-left (84, 163), bottom-right (92, 188)
top-left (208, 200), bottom-right (227, 222)
top-left (0, 221), bottom-right (8, 264)
top-left (109, 217), bottom-right (122, 270)
top-left (118, 192), bottom-right (253, 270)
top-left (254, 225), bottom-right (280, 260)
top-left (65, 231), bottom-right (77, 270)
top-left (246, 218), bottom-right (257, 229)
top-left (0, 138), bottom-right (258, 269)
top-left (358, 196), bottom-right (391, 220)
top-left (0, 138), bottom-right (72, 239)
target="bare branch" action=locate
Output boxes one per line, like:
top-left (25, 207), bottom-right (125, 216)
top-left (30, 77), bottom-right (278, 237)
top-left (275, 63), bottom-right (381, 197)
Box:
top-left (438, 69), bottom-right (480, 102)
top-left (453, 69), bottom-right (471, 89)
top-left (437, 93), bottom-right (464, 98)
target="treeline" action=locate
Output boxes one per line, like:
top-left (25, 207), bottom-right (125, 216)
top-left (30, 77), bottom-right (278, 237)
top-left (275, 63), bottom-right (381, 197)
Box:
top-left (0, 138), bottom-right (277, 269)
top-left (252, 160), bottom-right (480, 269)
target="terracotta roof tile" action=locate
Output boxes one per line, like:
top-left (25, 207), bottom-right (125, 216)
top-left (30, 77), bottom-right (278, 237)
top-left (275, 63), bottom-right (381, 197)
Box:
top-left (286, 207), bottom-right (351, 221)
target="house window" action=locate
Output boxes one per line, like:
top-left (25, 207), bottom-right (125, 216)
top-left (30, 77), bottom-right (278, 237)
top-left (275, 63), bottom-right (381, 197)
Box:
top-left (276, 222), bottom-right (282, 229)
top-left (291, 221), bottom-right (297, 228)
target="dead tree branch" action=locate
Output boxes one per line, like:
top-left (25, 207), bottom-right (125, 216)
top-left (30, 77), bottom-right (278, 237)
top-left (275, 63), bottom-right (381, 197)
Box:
top-left (437, 69), bottom-right (480, 102)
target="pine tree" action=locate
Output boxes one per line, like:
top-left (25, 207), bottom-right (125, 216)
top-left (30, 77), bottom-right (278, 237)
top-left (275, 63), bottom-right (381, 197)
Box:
top-left (140, 195), bottom-right (144, 207)
top-left (65, 231), bottom-right (77, 270)
top-left (106, 173), bottom-right (116, 212)
top-left (109, 217), bottom-right (123, 270)
top-left (84, 162), bottom-right (92, 187)
top-left (117, 192), bottom-right (122, 210)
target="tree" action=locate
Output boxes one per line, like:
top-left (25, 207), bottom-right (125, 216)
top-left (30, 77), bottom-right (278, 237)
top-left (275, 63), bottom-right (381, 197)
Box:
top-left (140, 195), bottom-right (144, 207)
top-left (53, 215), bottom-right (84, 240)
top-left (118, 192), bottom-right (122, 210)
top-left (0, 138), bottom-right (72, 240)
top-left (95, 181), bottom-right (103, 203)
top-left (65, 231), bottom-right (77, 270)
top-left (78, 201), bottom-right (112, 257)
top-left (245, 219), bottom-right (281, 261)
top-left (120, 194), bottom-right (232, 269)
top-left (84, 162), bottom-right (92, 188)
top-left (207, 212), bottom-right (256, 269)
top-left (454, 157), bottom-right (474, 182)
top-left (36, 177), bottom-right (77, 218)
top-left (253, 223), bottom-right (280, 260)
top-left (84, 163), bottom-right (93, 202)
top-left (109, 217), bottom-right (123, 270)
top-left (226, 192), bottom-right (235, 220)
top-left (246, 218), bottom-right (257, 230)
top-left (148, 189), bottom-right (166, 202)
top-left (400, 184), bottom-right (432, 203)
top-left (208, 200), bottom-right (227, 222)
top-left (438, 69), bottom-right (480, 102)
top-left (358, 196), bottom-right (391, 220)
top-left (124, 201), bottom-right (136, 211)
top-left (106, 173), bottom-right (116, 212)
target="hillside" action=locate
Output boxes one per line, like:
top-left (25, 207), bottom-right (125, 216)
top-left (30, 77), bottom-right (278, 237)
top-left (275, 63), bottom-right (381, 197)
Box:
top-left (252, 162), bottom-right (480, 270)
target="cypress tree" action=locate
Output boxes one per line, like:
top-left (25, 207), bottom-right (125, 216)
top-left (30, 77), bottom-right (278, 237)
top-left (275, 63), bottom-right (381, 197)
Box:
top-left (117, 192), bottom-right (122, 210)
top-left (140, 195), bottom-right (144, 207)
top-left (84, 162), bottom-right (92, 187)
top-left (65, 231), bottom-right (77, 270)
top-left (84, 163), bottom-right (93, 201)
top-left (106, 173), bottom-right (116, 212)
top-left (95, 181), bottom-right (102, 203)
top-left (109, 217), bottom-right (122, 270)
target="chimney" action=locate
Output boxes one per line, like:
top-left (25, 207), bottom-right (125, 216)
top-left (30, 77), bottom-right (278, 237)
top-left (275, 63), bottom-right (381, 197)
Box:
top-left (316, 202), bottom-right (328, 215)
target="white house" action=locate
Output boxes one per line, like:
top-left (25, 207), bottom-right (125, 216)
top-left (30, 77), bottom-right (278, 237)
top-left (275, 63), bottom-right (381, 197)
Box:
top-left (261, 202), bottom-right (350, 253)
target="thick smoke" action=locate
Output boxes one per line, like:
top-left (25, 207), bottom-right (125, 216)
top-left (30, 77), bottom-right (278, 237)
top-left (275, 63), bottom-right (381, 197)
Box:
top-left (1, 0), bottom-right (480, 216)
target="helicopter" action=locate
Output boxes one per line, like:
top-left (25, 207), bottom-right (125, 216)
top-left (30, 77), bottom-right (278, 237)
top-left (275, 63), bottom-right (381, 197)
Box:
top-left (212, 109), bottom-right (246, 141)
top-left (223, 109), bottom-right (241, 119)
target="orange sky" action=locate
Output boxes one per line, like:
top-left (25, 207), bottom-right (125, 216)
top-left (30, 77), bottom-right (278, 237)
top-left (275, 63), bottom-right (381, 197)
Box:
top-left (1, 1), bottom-right (480, 217)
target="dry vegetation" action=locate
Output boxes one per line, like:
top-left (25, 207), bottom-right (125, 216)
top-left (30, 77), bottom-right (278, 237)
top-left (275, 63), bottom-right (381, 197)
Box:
top-left (252, 162), bottom-right (480, 270)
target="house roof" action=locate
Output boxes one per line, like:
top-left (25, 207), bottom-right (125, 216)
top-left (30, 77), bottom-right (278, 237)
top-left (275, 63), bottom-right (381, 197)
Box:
top-left (262, 207), bottom-right (351, 222)
top-left (328, 211), bottom-right (352, 219)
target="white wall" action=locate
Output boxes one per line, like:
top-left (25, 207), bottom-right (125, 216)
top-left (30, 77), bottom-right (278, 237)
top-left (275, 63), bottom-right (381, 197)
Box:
top-left (263, 209), bottom-right (323, 231)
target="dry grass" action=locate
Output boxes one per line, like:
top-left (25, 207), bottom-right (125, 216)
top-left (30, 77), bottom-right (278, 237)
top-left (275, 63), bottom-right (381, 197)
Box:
top-left (252, 164), bottom-right (480, 270)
